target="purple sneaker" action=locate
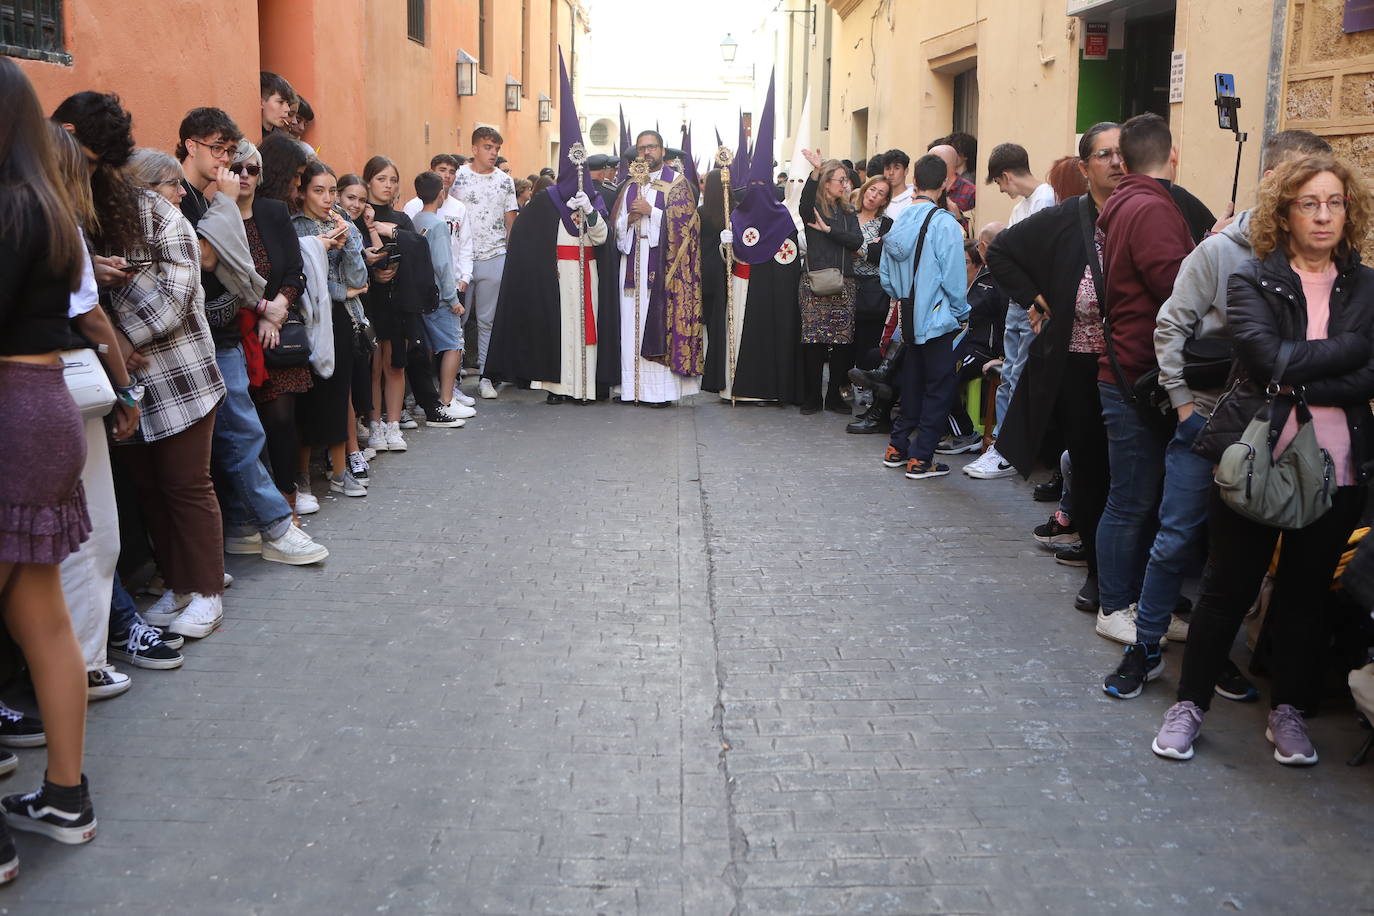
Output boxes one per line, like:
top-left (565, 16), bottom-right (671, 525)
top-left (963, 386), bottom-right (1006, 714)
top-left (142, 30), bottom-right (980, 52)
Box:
top-left (1266, 704), bottom-right (1318, 766)
top-left (1152, 700), bottom-right (1203, 760)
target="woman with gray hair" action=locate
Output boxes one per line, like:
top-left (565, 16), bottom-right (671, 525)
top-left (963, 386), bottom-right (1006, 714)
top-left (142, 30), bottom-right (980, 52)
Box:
top-left (126, 149), bottom-right (186, 208)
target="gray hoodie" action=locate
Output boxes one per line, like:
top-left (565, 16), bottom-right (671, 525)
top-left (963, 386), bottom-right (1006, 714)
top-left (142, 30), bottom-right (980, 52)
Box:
top-left (1154, 209), bottom-right (1252, 415)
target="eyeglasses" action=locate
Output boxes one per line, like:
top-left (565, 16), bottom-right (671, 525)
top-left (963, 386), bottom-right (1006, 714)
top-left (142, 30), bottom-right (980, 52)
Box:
top-left (148, 179), bottom-right (181, 190)
top-left (190, 138), bottom-right (235, 159)
top-left (636, 144), bottom-right (662, 153)
top-left (1291, 195), bottom-right (1349, 215)
top-left (1089, 147), bottom-right (1124, 162)
top-left (229, 163), bottom-right (262, 177)
top-left (827, 175), bottom-right (851, 185)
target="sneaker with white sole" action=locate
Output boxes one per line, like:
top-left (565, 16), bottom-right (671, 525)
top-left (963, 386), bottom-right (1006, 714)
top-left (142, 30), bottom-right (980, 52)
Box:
top-left (1267, 704), bottom-right (1318, 765)
top-left (108, 619), bottom-right (183, 670)
top-left (1165, 613), bottom-right (1189, 642)
top-left (0, 703), bottom-right (45, 748)
top-left (1095, 605), bottom-right (1139, 645)
top-left (962, 445), bottom-right (1016, 479)
top-left (368, 421), bottom-right (390, 453)
top-left (168, 593), bottom-right (223, 639)
top-left (1152, 700), bottom-right (1203, 760)
top-left (452, 387), bottom-right (476, 407)
top-left (142, 590), bottom-right (190, 626)
top-left (261, 525), bottom-right (329, 565)
top-left (425, 405), bottom-right (466, 428)
top-left (2, 775), bottom-right (96, 845)
top-left (0, 751), bottom-right (14, 778)
top-left (935, 432), bottom-right (982, 455)
top-left (347, 451), bottom-right (370, 487)
top-left (444, 400), bottom-right (477, 419)
top-left (330, 472), bottom-right (367, 497)
top-left (294, 488), bottom-right (320, 515)
top-left (224, 532), bottom-right (263, 555)
top-left (398, 409), bottom-right (419, 429)
top-left (86, 667), bottom-right (131, 700)
top-left (478, 378), bottom-right (498, 399)
top-left (0, 807), bottom-right (15, 884)
top-left (385, 422), bottom-right (408, 452)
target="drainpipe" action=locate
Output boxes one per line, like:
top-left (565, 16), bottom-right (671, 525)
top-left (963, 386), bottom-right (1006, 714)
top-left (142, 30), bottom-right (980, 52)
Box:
top-left (1262, 0), bottom-right (1289, 152)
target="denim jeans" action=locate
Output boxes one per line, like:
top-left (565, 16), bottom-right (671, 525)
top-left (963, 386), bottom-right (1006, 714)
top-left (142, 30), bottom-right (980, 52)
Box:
top-left (994, 304), bottom-right (1033, 436)
top-left (211, 346), bottom-right (292, 540)
top-left (109, 573), bottom-right (139, 637)
top-left (1134, 411), bottom-right (1211, 645)
top-left (887, 330), bottom-right (959, 464)
top-left (1096, 382), bottom-right (1167, 613)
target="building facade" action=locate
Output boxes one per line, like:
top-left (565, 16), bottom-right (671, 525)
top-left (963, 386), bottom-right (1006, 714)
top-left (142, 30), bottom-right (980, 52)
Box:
top-left (6, 0), bottom-right (590, 182)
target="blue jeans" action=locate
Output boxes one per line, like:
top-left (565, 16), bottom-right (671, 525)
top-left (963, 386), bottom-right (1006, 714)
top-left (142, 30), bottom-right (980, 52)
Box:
top-left (887, 330), bottom-right (960, 464)
top-left (211, 346), bottom-right (292, 540)
top-left (109, 573), bottom-right (138, 637)
top-left (994, 305), bottom-right (1033, 436)
top-left (1134, 411), bottom-right (1211, 645)
top-left (1096, 382), bottom-right (1167, 613)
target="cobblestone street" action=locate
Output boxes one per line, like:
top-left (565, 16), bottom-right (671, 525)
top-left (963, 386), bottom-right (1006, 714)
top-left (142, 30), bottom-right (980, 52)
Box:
top-left (3, 387), bottom-right (1371, 914)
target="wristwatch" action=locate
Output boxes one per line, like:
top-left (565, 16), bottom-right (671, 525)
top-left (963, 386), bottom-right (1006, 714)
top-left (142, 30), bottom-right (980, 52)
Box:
top-left (114, 383), bottom-right (145, 407)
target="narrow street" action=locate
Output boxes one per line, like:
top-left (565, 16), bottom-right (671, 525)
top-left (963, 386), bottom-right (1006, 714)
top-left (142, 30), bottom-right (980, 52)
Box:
top-left (4, 388), bottom-right (1370, 914)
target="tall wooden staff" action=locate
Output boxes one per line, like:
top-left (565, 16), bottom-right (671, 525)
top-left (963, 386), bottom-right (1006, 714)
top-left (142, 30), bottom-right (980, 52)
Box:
top-left (569, 142), bottom-right (589, 401)
top-left (716, 145), bottom-right (737, 405)
top-left (628, 156), bottom-right (651, 403)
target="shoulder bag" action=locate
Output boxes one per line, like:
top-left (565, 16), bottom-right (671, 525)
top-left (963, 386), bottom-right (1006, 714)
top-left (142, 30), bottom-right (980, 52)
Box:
top-left (61, 347), bottom-right (116, 421)
top-left (263, 307), bottom-right (313, 369)
top-left (1078, 196), bottom-right (1177, 442)
top-left (1213, 340), bottom-right (1335, 530)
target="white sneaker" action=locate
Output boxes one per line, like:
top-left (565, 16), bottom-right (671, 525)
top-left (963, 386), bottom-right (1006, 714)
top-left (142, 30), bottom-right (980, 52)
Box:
top-left (368, 421), bottom-right (390, 453)
top-left (399, 409), bottom-right (419, 430)
top-left (224, 532), bottom-right (262, 555)
top-left (87, 666), bottom-right (131, 701)
top-left (478, 378), bottom-right (498, 399)
top-left (295, 488), bottom-right (320, 515)
top-left (356, 421), bottom-right (371, 442)
top-left (453, 387), bottom-right (476, 407)
top-left (1165, 613), bottom-right (1190, 643)
top-left (385, 421), bottom-right (408, 452)
top-left (444, 400), bottom-right (477, 419)
top-left (1095, 605), bottom-right (1139, 645)
top-left (362, 445), bottom-right (377, 461)
top-left (963, 446), bottom-right (1016, 479)
top-left (262, 525), bottom-right (329, 565)
top-left (169, 593), bottom-right (223, 639)
top-left (223, 572), bottom-right (233, 588)
top-left (143, 590), bottom-right (190, 626)
top-left (330, 472), bottom-right (367, 497)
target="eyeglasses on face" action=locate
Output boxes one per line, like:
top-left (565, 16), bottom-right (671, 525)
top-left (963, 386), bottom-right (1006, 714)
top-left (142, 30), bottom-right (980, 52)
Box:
top-left (149, 178), bottom-right (181, 190)
top-left (1089, 147), bottom-right (1123, 162)
top-left (636, 144), bottom-right (662, 153)
top-left (191, 138), bottom-right (235, 159)
top-left (1291, 195), bottom-right (1349, 215)
top-left (827, 175), bottom-right (851, 185)
top-left (229, 163), bottom-right (262, 177)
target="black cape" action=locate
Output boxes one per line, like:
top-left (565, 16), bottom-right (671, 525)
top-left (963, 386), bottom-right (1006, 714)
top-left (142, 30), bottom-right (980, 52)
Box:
top-left (700, 202), bottom-right (801, 402)
top-left (595, 182), bottom-right (623, 391)
top-left (484, 190), bottom-right (565, 384)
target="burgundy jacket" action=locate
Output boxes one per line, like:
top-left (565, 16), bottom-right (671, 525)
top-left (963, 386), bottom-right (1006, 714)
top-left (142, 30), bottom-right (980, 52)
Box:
top-left (1095, 174), bottom-right (1194, 387)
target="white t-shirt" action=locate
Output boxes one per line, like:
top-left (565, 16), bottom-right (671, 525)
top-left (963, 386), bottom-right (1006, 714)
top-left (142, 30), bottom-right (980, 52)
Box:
top-left (451, 164), bottom-right (518, 261)
top-left (1009, 182), bottom-right (1056, 226)
top-left (68, 232), bottom-right (98, 318)
top-left (402, 194), bottom-right (475, 284)
top-left (884, 184), bottom-right (917, 223)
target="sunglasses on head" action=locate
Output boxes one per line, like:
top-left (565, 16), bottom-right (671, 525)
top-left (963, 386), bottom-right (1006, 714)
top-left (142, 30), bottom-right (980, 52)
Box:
top-left (229, 163), bottom-right (262, 177)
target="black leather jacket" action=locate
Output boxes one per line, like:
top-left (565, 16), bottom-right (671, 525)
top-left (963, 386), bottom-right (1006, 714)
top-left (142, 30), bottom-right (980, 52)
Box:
top-left (799, 176), bottom-right (862, 275)
top-left (1193, 247), bottom-right (1374, 479)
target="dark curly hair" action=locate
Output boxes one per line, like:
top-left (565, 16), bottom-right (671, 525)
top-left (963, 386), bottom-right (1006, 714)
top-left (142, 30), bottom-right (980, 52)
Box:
top-left (51, 90), bottom-right (145, 254)
top-left (258, 131), bottom-right (309, 206)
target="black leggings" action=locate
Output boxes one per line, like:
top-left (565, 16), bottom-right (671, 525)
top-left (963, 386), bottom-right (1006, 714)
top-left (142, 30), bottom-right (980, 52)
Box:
top-left (801, 343), bottom-right (854, 409)
top-left (255, 391), bottom-right (299, 493)
top-left (1056, 353), bottom-right (1110, 577)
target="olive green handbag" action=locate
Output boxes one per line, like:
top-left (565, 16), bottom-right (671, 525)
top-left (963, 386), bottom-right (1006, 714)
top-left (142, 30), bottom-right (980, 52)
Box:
top-left (1213, 341), bottom-right (1335, 530)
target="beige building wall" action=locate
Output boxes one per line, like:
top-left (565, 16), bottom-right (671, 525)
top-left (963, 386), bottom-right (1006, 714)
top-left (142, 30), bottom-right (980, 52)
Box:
top-left (1281, 0), bottom-right (1374, 174)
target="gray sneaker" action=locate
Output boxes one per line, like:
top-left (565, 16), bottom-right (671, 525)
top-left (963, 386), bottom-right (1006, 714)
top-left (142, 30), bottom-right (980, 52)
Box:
top-left (1266, 704), bottom-right (1318, 766)
top-left (1152, 700), bottom-right (1203, 760)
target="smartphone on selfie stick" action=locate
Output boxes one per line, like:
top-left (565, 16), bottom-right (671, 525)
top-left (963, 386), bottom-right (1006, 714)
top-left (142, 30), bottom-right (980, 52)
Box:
top-left (1214, 73), bottom-right (1246, 217)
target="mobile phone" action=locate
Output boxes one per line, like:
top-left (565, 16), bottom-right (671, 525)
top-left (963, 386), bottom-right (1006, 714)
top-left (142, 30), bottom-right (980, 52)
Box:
top-left (1215, 73), bottom-right (1238, 131)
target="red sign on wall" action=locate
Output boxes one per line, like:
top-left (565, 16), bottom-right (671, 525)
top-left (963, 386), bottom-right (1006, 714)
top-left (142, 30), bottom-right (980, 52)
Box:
top-left (1083, 22), bottom-right (1109, 60)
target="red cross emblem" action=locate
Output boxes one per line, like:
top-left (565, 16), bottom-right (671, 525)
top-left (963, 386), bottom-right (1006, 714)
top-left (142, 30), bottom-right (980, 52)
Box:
top-left (741, 227), bottom-right (760, 247)
top-left (774, 238), bottom-right (798, 264)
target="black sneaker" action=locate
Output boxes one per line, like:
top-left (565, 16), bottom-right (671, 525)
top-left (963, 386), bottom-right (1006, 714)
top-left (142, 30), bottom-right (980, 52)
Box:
top-left (1054, 543), bottom-right (1088, 567)
top-left (0, 750), bottom-right (15, 778)
top-left (1214, 658), bottom-right (1260, 702)
top-left (1033, 471), bottom-right (1063, 503)
top-left (108, 620), bottom-right (184, 671)
top-left (0, 704), bottom-right (44, 748)
top-left (1103, 642), bottom-right (1164, 699)
top-left (2, 775), bottom-right (97, 844)
top-left (425, 405), bottom-right (466, 428)
top-left (904, 459), bottom-right (951, 480)
top-left (1074, 573), bottom-right (1100, 612)
top-left (1033, 512), bottom-right (1080, 547)
top-left (0, 809), bottom-right (15, 885)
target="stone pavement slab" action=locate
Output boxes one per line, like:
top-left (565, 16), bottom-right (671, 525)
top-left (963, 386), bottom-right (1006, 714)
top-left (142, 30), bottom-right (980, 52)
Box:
top-left (0, 388), bottom-right (1369, 914)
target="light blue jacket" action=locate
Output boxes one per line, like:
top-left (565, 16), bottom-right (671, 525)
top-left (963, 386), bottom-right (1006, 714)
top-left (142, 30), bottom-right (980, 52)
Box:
top-left (879, 200), bottom-right (968, 344)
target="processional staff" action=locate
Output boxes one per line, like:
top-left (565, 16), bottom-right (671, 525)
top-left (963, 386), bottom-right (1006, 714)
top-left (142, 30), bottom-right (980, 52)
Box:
top-left (716, 145), bottom-right (737, 405)
top-left (569, 141), bottom-right (589, 401)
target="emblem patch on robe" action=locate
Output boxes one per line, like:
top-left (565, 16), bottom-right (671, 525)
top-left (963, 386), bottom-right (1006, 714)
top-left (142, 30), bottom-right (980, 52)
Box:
top-left (741, 227), bottom-right (760, 247)
top-left (774, 238), bottom-right (798, 264)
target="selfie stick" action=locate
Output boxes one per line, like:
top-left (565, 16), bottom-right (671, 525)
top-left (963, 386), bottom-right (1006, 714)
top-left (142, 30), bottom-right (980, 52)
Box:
top-left (1216, 93), bottom-right (1247, 215)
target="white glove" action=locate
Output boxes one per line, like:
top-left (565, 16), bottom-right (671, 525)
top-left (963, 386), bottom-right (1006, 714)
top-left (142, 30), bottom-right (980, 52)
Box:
top-left (719, 229), bottom-right (734, 246)
top-left (569, 191), bottom-right (594, 215)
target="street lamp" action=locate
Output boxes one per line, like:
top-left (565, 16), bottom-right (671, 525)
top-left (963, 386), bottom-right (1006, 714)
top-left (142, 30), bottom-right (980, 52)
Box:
top-left (505, 76), bottom-right (522, 112)
top-left (719, 34), bottom-right (738, 64)
top-left (538, 93), bottom-right (552, 123)
top-left (455, 49), bottom-right (477, 97)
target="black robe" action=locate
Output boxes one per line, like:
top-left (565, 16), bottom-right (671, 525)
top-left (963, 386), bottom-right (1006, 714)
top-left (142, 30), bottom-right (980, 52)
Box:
top-left (594, 181), bottom-right (623, 391)
top-left (484, 190), bottom-right (565, 385)
top-left (700, 204), bottom-right (802, 402)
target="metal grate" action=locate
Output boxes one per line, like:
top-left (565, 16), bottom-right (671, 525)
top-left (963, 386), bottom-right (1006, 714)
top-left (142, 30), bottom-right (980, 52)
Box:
top-left (0, 0), bottom-right (68, 64)
top-left (406, 0), bottom-right (425, 44)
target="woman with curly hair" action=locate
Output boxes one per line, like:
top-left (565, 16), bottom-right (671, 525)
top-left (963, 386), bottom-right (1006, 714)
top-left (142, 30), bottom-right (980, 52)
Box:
top-left (1153, 153), bottom-right (1374, 766)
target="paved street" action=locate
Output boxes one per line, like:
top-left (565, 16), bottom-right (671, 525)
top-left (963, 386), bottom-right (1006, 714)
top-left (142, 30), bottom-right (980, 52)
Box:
top-left (3, 386), bottom-right (1372, 914)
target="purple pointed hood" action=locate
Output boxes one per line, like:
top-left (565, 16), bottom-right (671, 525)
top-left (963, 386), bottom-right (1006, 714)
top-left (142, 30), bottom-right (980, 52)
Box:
top-left (548, 49), bottom-right (607, 234)
top-left (730, 72), bottom-right (794, 264)
top-left (615, 105), bottom-right (631, 182)
top-left (679, 123), bottom-right (700, 192)
top-left (730, 110), bottom-right (751, 191)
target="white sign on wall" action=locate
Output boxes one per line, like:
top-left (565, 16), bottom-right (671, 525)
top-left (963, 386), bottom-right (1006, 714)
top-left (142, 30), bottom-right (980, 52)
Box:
top-left (1169, 51), bottom-right (1186, 104)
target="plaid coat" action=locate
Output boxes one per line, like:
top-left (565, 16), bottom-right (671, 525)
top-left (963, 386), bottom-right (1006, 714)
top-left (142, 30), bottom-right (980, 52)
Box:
top-left (107, 191), bottom-right (224, 442)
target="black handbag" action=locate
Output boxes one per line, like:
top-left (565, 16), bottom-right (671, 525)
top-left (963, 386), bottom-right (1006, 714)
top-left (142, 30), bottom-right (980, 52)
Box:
top-left (1181, 335), bottom-right (1234, 390)
top-left (263, 312), bottom-right (312, 369)
top-left (854, 275), bottom-right (889, 321)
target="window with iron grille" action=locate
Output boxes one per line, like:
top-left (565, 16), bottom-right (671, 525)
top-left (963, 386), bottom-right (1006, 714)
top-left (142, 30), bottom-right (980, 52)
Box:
top-left (1, 0), bottom-right (69, 64)
top-left (407, 0), bottom-right (425, 45)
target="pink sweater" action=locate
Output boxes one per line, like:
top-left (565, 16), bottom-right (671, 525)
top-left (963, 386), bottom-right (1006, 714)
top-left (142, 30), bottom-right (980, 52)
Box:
top-left (1274, 265), bottom-right (1352, 486)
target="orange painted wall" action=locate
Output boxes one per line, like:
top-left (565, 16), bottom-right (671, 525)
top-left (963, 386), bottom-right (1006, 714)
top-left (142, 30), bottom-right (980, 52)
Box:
top-left (16, 1), bottom-right (260, 155)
